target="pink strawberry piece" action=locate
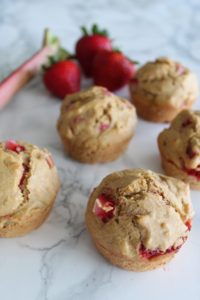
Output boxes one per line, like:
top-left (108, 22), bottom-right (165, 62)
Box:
top-left (19, 163), bottom-right (29, 189)
top-left (93, 194), bottom-right (115, 222)
top-left (46, 154), bottom-right (54, 169)
top-left (182, 119), bottom-right (193, 128)
top-left (5, 140), bottom-right (25, 153)
top-left (176, 63), bottom-right (185, 75)
top-left (99, 123), bottom-right (110, 132)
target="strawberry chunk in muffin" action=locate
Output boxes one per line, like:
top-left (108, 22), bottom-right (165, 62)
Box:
top-left (93, 194), bottom-right (116, 223)
top-left (5, 140), bottom-right (25, 153)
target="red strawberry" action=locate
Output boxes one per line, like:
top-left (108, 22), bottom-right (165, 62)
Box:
top-left (43, 60), bottom-right (81, 98)
top-left (92, 50), bottom-right (136, 91)
top-left (75, 24), bottom-right (112, 77)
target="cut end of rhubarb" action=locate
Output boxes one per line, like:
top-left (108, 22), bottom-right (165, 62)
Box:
top-left (93, 194), bottom-right (116, 223)
top-left (5, 140), bottom-right (25, 154)
top-left (43, 28), bottom-right (60, 49)
top-left (42, 29), bottom-right (71, 69)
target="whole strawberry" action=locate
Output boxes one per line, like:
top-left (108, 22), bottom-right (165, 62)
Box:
top-left (43, 60), bottom-right (81, 98)
top-left (75, 24), bottom-right (112, 77)
top-left (92, 50), bottom-right (136, 91)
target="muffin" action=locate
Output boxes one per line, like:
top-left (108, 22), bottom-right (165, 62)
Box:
top-left (85, 169), bottom-right (193, 272)
top-left (130, 57), bottom-right (198, 122)
top-left (0, 140), bottom-right (60, 237)
top-left (158, 110), bottom-right (200, 189)
top-left (57, 86), bottom-right (137, 163)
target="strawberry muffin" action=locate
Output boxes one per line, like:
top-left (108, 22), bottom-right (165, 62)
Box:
top-left (0, 140), bottom-right (60, 237)
top-left (130, 57), bottom-right (198, 122)
top-left (57, 86), bottom-right (137, 163)
top-left (158, 110), bottom-right (200, 189)
top-left (85, 169), bottom-right (193, 272)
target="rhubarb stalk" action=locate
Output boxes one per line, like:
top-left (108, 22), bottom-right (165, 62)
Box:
top-left (0, 29), bottom-right (61, 109)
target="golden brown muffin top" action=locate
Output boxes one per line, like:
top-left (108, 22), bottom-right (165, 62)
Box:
top-left (86, 169), bottom-right (193, 258)
top-left (158, 110), bottom-right (200, 170)
top-left (57, 86), bottom-right (137, 146)
top-left (0, 140), bottom-right (60, 217)
top-left (133, 57), bottom-right (198, 107)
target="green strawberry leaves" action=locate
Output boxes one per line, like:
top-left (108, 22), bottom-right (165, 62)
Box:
top-left (81, 24), bottom-right (109, 37)
top-left (43, 48), bottom-right (74, 70)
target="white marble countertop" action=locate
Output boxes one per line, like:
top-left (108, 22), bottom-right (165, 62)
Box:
top-left (0, 0), bottom-right (200, 299)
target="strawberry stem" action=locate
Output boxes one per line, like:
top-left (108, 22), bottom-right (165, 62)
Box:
top-left (80, 24), bottom-right (109, 37)
top-left (91, 23), bottom-right (108, 36)
top-left (0, 28), bottom-right (61, 109)
top-left (81, 26), bottom-right (89, 36)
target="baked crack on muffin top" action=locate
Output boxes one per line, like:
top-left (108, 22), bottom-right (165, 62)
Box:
top-left (86, 169), bottom-right (193, 265)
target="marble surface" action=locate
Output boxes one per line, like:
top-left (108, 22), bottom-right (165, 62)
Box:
top-left (0, 0), bottom-right (200, 299)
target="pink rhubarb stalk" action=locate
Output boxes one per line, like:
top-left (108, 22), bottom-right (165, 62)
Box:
top-left (0, 29), bottom-right (61, 109)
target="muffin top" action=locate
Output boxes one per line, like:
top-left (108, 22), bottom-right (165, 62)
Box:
top-left (86, 169), bottom-right (193, 258)
top-left (132, 57), bottom-right (198, 107)
top-left (0, 140), bottom-right (60, 217)
top-left (158, 110), bottom-right (200, 170)
top-left (57, 86), bottom-right (137, 146)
